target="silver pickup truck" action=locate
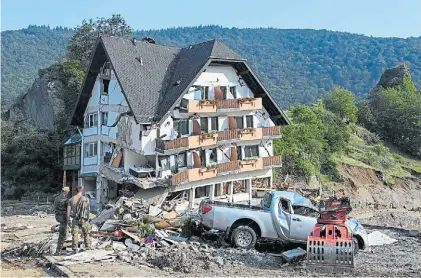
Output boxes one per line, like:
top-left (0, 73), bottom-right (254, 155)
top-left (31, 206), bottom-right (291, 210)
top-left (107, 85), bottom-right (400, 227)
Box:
top-left (199, 191), bottom-right (369, 252)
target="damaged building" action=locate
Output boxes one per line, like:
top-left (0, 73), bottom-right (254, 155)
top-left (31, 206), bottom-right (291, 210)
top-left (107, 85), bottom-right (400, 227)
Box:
top-left (64, 35), bottom-right (290, 209)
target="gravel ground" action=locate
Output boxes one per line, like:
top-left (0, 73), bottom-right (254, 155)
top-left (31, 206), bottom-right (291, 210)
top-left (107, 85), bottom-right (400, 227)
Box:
top-left (2, 213), bottom-right (420, 277)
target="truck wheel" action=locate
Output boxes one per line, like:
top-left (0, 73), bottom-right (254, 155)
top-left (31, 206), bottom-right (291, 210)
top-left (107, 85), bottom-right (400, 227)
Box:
top-left (353, 237), bottom-right (359, 254)
top-left (232, 226), bottom-right (257, 249)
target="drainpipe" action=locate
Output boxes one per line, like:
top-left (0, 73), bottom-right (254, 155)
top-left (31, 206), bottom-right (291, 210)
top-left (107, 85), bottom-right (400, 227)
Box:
top-left (77, 126), bottom-right (84, 176)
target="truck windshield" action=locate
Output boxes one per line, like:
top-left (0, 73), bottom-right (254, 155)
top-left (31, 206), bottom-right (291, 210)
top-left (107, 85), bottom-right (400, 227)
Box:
top-left (262, 193), bottom-right (273, 208)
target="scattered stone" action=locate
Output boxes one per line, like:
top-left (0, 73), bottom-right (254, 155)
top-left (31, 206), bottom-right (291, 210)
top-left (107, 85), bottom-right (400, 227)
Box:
top-left (408, 230), bottom-right (420, 237)
top-left (211, 256), bottom-right (224, 266)
top-left (368, 231), bottom-right (397, 246)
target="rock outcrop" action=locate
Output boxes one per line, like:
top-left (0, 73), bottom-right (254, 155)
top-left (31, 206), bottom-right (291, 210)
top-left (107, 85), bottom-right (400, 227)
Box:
top-left (2, 67), bottom-right (65, 132)
top-left (374, 63), bottom-right (411, 90)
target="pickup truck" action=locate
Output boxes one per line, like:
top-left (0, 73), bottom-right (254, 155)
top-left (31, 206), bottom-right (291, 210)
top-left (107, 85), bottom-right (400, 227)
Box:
top-left (199, 191), bottom-right (369, 252)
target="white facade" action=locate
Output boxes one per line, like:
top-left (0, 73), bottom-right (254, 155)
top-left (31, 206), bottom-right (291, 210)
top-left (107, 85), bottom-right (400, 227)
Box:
top-left (79, 63), bottom-right (279, 208)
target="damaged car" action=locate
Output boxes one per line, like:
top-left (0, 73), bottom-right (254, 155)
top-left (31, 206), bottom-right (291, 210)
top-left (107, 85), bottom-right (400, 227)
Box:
top-left (199, 191), bottom-right (369, 252)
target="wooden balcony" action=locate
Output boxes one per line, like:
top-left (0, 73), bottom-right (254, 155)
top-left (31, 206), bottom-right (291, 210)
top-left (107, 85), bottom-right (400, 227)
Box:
top-left (184, 98), bottom-right (263, 114)
top-left (157, 127), bottom-right (281, 153)
top-left (170, 156), bottom-right (282, 185)
top-left (262, 126), bottom-right (282, 137)
top-left (156, 137), bottom-right (188, 150)
top-left (262, 156), bottom-right (282, 167)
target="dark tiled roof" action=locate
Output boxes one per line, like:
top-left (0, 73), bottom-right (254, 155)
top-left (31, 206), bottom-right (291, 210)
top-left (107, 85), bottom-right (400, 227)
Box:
top-left (72, 36), bottom-right (288, 125)
top-left (64, 134), bottom-right (82, 145)
top-left (101, 36), bottom-right (180, 122)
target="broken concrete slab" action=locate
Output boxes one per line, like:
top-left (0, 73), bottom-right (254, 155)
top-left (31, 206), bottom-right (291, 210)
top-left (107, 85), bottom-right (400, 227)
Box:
top-left (148, 205), bottom-right (163, 217)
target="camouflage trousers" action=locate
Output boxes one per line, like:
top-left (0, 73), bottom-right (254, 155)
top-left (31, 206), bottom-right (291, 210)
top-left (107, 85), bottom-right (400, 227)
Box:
top-left (55, 215), bottom-right (68, 252)
top-left (71, 219), bottom-right (91, 250)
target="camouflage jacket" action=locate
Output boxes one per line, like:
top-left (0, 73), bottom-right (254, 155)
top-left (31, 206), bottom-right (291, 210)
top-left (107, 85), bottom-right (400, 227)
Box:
top-left (54, 193), bottom-right (69, 216)
top-left (69, 195), bottom-right (90, 221)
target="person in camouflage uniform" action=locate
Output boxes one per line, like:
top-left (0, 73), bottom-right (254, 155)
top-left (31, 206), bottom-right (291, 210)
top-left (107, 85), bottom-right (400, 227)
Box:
top-left (53, 186), bottom-right (70, 255)
top-left (67, 185), bottom-right (91, 252)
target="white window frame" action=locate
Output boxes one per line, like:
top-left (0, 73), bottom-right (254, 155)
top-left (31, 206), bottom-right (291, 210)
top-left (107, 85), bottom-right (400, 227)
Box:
top-left (87, 113), bottom-right (98, 128)
top-left (85, 142), bottom-right (98, 157)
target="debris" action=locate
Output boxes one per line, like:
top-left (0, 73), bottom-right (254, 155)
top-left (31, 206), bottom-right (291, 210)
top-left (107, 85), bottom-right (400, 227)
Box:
top-left (112, 241), bottom-right (127, 251)
top-left (281, 247), bottom-right (306, 264)
top-left (163, 211), bottom-right (178, 219)
top-left (408, 230), bottom-right (420, 237)
top-left (120, 229), bottom-right (142, 244)
top-left (211, 256), bottom-right (224, 266)
top-left (149, 205), bottom-right (163, 216)
top-left (368, 231), bottom-right (397, 246)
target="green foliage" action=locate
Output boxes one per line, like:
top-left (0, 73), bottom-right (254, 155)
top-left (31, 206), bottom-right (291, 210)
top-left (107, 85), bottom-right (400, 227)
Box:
top-left (323, 87), bottom-right (358, 123)
top-left (274, 104), bottom-right (348, 181)
top-left (1, 26), bottom-right (73, 109)
top-left (3, 25), bottom-right (421, 109)
top-left (1, 131), bottom-right (61, 188)
top-left (67, 14), bottom-right (133, 67)
top-left (369, 74), bottom-right (421, 157)
top-left (356, 100), bottom-right (374, 128)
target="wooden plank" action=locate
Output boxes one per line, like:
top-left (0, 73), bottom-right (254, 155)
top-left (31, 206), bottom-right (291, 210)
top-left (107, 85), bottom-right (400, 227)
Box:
top-left (120, 229), bottom-right (142, 243)
top-left (111, 151), bottom-right (122, 168)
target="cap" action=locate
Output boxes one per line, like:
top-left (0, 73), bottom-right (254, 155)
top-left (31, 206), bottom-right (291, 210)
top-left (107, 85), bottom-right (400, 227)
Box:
top-left (62, 187), bottom-right (70, 192)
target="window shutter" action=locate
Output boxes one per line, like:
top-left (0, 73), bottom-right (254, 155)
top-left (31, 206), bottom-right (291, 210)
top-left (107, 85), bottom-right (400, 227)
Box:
top-left (214, 87), bottom-right (224, 100)
top-left (230, 147), bottom-right (238, 161)
top-left (193, 119), bottom-right (201, 135)
top-left (228, 116), bottom-right (237, 130)
top-left (193, 152), bottom-right (201, 168)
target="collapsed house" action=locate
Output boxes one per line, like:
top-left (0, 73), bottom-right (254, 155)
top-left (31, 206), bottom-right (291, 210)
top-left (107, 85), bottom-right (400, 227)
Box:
top-left (62, 35), bottom-right (290, 209)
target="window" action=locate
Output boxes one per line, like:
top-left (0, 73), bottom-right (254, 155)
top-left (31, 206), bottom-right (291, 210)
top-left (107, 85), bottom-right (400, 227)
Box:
top-left (230, 86), bottom-right (237, 98)
top-left (85, 142), bottom-right (98, 157)
top-left (200, 149), bottom-right (206, 167)
top-left (237, 146), bottom-right (243, 160)
top-left (210, 117), bottom-right (218, 131)
top-left (262, 192), bottom-right (273, 208)
top-left (220, 86), bottom-right (227, 99)
top-left (209, 149), bottom-right (217, 164)
top-left (200, 117), bottom-right (208, 132)
top-left (86, 113), bottom-right (98, 128)
top-left (101, 112), bottom-right (108, 126)
top-left (235, 116), bottom-right (244, 129)
top-left (199, 86), bottom-right (209, 100)
top-left (244, 145), bottom-right (259, 158)
top-left (176, 152), bottom-right (187, 168)
top-left (159, 156), bottom-right (170, 171)
top-left (177, 120), bottom-right (189, 136)
top-left (293, 205), bottom-right (320, 218)
top-left (102, 79), bottom-right (110, 95)
top-left (280, 199), bottom-right (291, 213)
top-left (246, 115), bottom-right (254, 128)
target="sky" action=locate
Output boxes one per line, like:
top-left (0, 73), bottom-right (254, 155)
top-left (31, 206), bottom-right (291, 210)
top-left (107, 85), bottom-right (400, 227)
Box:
top-left (1, 0), bottom-right (421, 38)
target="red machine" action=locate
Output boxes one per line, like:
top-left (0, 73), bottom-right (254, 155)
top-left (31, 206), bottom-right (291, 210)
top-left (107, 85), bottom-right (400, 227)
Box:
top-left (307, 197), bottom-right (355, 268)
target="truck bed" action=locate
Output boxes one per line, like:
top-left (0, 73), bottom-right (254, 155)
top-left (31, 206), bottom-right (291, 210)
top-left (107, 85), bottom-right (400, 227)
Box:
top-left (203, 199), bottom-right (265, 211)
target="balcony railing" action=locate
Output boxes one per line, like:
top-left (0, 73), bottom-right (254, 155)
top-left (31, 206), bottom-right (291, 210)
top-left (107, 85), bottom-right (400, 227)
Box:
top-left (183, 98), bottom-right (262, 113)
top-left (217, 161), bottom-right (240, 174)
top-left (157, 127), bottom-right (282, 153)
top-left (263, 156), bottom-right (282, 167)
top-left (170, 156), bottom-right (282, 186)
top-left (262, 126), bottom-right (282, 137)
top-left (156, 137), bottom-right (188, 150)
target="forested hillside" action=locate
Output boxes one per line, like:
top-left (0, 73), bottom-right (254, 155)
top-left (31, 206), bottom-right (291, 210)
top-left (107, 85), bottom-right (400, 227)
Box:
top-left (2, 25), bottom-right (421, 109)
top-left (1, 26), bottom-right (73, 106)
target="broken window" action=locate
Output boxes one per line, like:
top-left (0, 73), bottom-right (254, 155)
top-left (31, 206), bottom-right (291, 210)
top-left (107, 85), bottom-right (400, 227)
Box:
top-left (102, 79), bottom-right (110, 95)
top-left (176, 152), bottom-right (187, 169)
top-left (230, 86), bottom-right (237, 98)
top-left (246, 115), bottom-right (254, 128)
top-left (200, 149), bottom-right (206, 167)
top-left (210, 117), bottom-right (218, 131)
top-left (200, 117), bottom-right (208, 132)
top-left (178, 120), bottom-right (189, 136)
top-left (280, 199), bottom-right (291, 213)
top-left (85, 142), bottom-right (98, 157)
top-left (235, 116), bottom-right (244, 129)
top-left (101, 112), bottom-right (108, 126)
top-left (87, 113), bottom-right (98, 128)
top-left (159, 156), bottom-right (170, 171)
top-left (292, 205), bottom-right (320, 218)
top-left (244, 145), bottom-right (259, 158)
top-left (209, 148), bottom-right (217, 164)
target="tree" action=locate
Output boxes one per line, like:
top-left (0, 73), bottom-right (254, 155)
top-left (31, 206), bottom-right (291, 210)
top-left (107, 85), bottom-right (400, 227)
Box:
top-left (323, 87), bottom-right (358, 123)
top-left (357, 100), bottom-right (374, 128)
top-left (370, 75), bottom-right (421, 157)
top-left (67, 14), bottom-right (133, 67)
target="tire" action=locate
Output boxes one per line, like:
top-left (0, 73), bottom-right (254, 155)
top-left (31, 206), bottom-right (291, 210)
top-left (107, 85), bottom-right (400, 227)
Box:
top-left (353, 237), bottom-right (360, 254)
top-left (232, 225), bottom-right (257, 249)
